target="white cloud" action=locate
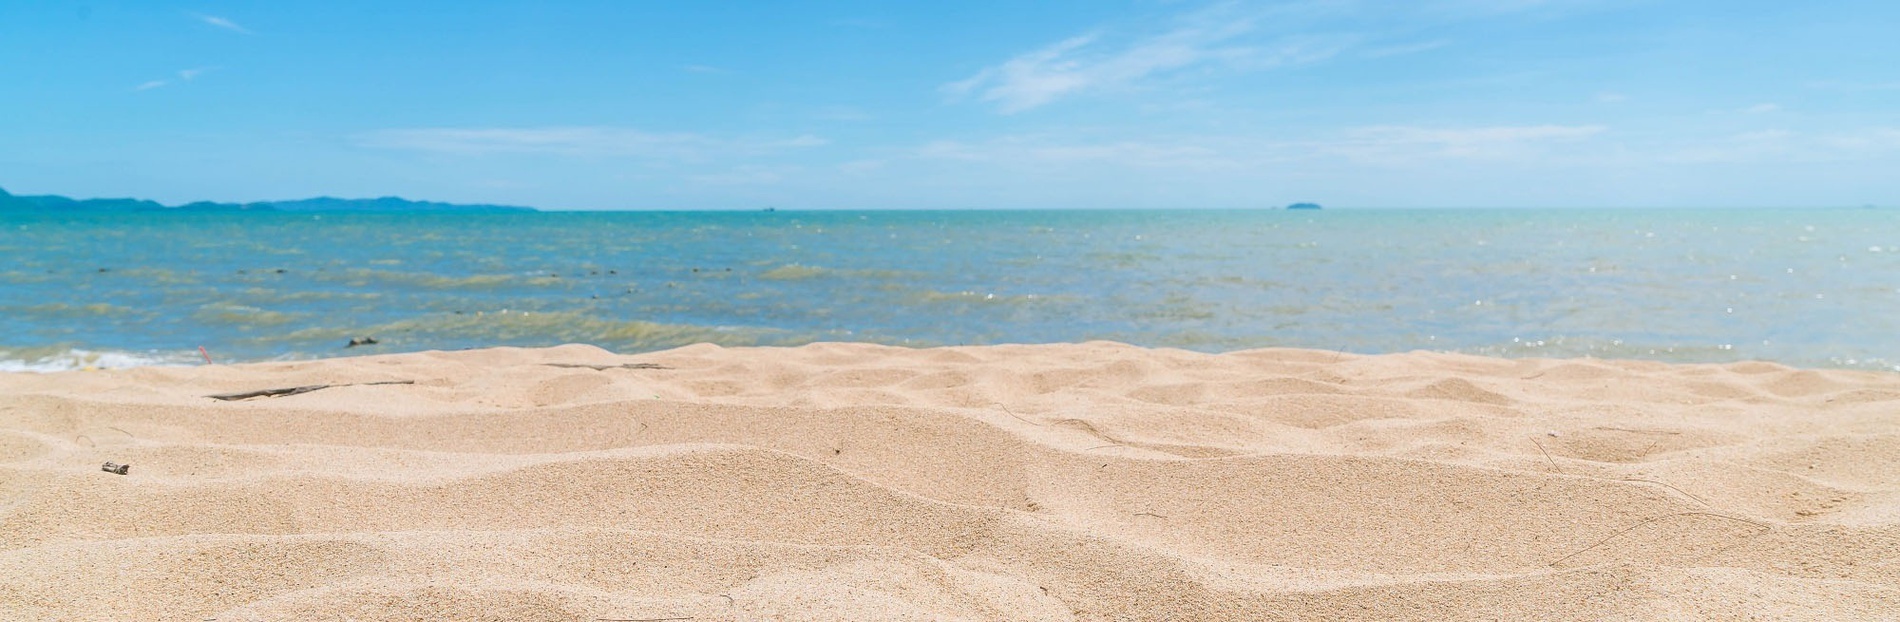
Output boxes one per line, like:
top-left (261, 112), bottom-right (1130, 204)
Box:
top-left (688, 167), bottom-right (787, 185)
top-left (132, 68), bottom-right (213, 92)
top-left (355, 126), bottom-right (827, 159)
top-left (832, 18), bottom-right (888, 29)
top-left (911, 124), bottom-right (1609, 171)
top-left (1824, 128), bottom-right (1900, 150)
top-left (1804, 80), bottom-right (1900, 92)
top-left (1361, 39), bottom-right (1451, 58)
top-left (918, 136), bottom-right (1234, 169)
top-left (944, 5), bottom-right (1350, 113)
top-left (196, 14), bottom-right (251, 34)
top-left (837, 159), bottom-right (887, 174)
top-left (1330, 124), bottom-right (1607, 161)
top-left (1741, 103), bottom-right (1780, 114)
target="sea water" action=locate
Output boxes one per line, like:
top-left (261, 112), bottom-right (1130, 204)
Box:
top-left (2, 208), bottom-right (1896, 371)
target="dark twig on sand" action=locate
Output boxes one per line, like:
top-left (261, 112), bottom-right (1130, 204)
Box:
top-left (1531, 437), bottom-right (1565, 475)
top-left (994, 403), bottom-right (1045, 427)
top-left (1547, 511), bottom-right (1770, 567)
top-left (1592, 426), bottom-right (1681, 436)
top-left (205, 380), bottom-right (415, 401)
top-left (546, 362), bottom-right (671, 371)
top-left (1618, 478), bottom-right (1711, 507)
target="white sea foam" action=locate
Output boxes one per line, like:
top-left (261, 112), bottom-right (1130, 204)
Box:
top-left (0, 348), bottom-right (200, 372)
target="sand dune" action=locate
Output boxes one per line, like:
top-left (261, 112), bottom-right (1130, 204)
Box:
top-left (3, 342), bottom-right (1898, 620)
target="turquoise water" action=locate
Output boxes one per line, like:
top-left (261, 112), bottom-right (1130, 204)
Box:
top-left (2, 208), bottom-right (1897, 371)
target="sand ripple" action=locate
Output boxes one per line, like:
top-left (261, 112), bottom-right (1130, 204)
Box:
top-left (3, 342), bottom-right (1898, 620)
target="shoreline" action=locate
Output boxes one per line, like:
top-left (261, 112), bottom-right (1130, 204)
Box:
top-left (4, 342), bottom-right (1898, 619)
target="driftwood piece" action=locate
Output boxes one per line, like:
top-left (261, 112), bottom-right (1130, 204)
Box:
top-left (544, 363), bottom-right (671, 371)
top-left (205, 380), bottom-right (415, 401)
top-left (101, 462), bottom-right (131, 475)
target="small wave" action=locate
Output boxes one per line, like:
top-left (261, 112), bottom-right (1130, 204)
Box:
top-left (192, 302), bottom-right (306, 327)
top-left (759, 264), bottom-right (914, 281)
top-left (3, 302), bottom-right (141, 318)
top-left (0, 347), bottom-right (200, 372)
top-left (248, 310), bottom-right (798, 352)
top-left (313, 268), bottom-right (524, 290)
top-left (759, 264), bottom-right (830, 280)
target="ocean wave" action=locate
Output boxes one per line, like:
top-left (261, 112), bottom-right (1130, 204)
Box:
top-left (0, 346), bottom-right (202, 372)
top-left (245, 310), bottom-right (801, 352)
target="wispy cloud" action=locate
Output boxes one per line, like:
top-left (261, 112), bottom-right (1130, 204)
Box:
top-left (195, 14), bottom-right (251, 34)
top-left (1659, 127), bottom-right (1900, 164)
top-left (355, 126), bottom-right (827, 159)
top-left (1805, 80), bottom-right (1900, 92)
top-left (913, 124), bottom-right (1609, 170)
top-left (918, 136), bottom-right (1234, 169)
top-left (688, 167), bottom-right (789, 186)
top-left (832, 18), bottom-right (888, 29)
top-left (132, 67), bottom-right (215, 92)
top-left (1331, 124), bottom-right (1607, 161)
top-left (1360, 39), bottom-right (1451, 58)
top-left (1740, 103), bottom-right (1780, 114)
top-left (944, 4), bottom-right (1352, 113)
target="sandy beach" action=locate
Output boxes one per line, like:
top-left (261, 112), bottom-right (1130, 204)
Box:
top-left (3, 342), bottom-right (1897, 620)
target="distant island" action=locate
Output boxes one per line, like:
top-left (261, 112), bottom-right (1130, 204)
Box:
top-left (0, 186), bottom-right (535, 213)
top-left (1287, 202), bottom-right (1322, 210)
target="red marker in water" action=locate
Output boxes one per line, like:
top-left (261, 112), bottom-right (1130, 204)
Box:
top-left (198, 346), bottom-right (213, 365)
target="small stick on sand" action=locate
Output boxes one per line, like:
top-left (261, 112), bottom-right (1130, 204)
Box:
top-left (1593, 426), bottom-right (1681, 435)
top-left (994, 404), bottom-right (1045, 427)
top-left (546, 363), bottom-right (670, 371)
top-left (1547, 511), bottom-right (1770, 567)
top-left (1531, 437), bottom-right (1565, 475)
top-left (205, 380), bottom-right (415, 401)
top-left (1618, 478), bottom-right (1711, 507)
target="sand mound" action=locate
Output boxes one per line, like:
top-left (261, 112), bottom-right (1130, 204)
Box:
top-left (3, 342), bottom-right (1897, 620)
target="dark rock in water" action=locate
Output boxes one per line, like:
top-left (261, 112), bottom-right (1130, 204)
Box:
top-left (1287, 202), bottom-right (1323, 210)
top-left (346, 337), bottom-right (379, 348)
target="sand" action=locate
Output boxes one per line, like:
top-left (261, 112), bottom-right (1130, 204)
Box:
top-left (2, 342), bottom-right (1897, 620)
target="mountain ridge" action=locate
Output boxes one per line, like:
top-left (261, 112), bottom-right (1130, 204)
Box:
top-left (0, 186), bottom-right (536, 213)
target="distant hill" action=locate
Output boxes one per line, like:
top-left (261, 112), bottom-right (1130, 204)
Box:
top-left (0, 186), bottom-right (535, 213)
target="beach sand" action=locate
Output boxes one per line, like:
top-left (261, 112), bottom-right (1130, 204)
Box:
top-left (3, 342), bottom-right (1897, 620)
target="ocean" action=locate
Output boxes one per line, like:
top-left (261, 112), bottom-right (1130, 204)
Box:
top-left (2, 208), bottom-right (1896, 372)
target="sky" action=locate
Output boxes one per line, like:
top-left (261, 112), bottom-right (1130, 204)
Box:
top-left (2, 0), bottom-right (1898, 210)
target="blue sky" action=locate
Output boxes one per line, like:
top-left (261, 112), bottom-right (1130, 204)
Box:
top-left (3, 0), bottom-right (1897, 209)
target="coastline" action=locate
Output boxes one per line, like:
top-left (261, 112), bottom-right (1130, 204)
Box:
top-left (4, 342), bottom-right (1898, 619)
